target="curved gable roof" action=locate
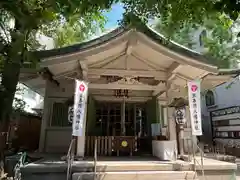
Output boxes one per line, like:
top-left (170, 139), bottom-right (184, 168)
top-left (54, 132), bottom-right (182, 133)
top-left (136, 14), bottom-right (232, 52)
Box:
top-left (36, 24), bottom-right (218, 68)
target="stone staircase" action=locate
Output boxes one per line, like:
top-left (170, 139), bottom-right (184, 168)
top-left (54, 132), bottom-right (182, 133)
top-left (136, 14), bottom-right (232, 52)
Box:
top-left (72, 161), bottom-right (197, 180)
top-left (72, 171), bottom-right (196, 180)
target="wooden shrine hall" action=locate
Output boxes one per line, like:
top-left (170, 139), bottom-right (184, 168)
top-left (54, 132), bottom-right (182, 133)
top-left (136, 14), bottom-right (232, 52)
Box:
top-left (19, 24), bottom-right (240, 158)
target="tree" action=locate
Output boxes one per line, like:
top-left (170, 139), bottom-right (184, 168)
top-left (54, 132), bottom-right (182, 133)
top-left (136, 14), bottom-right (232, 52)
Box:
top-left (203, 14), bottom-right (240, 68)
top-left (154, 20), bottom-right (195, 48)
top-left (42, 14), bottom-right (106, 48)
top-left (154, 14), bottom-right (240, 68)
top-left (0, 0), bottom-right (239, 135)
top-left (0, 1), bottom-right (239, 175)
top-left (0, 0), bottom-right (111, 175)
top-left (121, 0), bottom-right (240, 28)
top-left (0, 0), bottom-right (108, 126)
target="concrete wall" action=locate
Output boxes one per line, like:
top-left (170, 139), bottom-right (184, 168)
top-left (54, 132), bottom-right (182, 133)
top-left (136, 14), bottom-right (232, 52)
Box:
top-left (201, 77), bottom-right (240, 144)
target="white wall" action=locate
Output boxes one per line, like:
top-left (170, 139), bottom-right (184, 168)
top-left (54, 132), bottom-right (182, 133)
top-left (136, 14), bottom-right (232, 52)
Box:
top-left (14, 83), bottom-right (43, 114)
top-left (200, 77), bottom-right (240, 143)
top-left (202, 77), bottom-right (240, 111)
top-left (213, 78), bottom-right (240, 109)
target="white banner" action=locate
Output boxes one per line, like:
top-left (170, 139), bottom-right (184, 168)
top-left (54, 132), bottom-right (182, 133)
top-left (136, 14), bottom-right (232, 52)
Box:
top-left (188, 80), bottom-right (202, 136)
top-left (72, 80), bottom-right (88, 136)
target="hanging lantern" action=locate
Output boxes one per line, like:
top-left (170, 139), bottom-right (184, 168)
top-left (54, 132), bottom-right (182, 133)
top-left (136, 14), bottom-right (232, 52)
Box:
top-left (174, 107), bottom-right (186, 125)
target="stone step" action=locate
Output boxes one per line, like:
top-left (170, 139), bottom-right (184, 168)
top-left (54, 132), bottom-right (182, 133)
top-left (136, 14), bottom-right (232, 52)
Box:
top-left (72, 171), bottom-right (197, 180)
top-left (88, 162), bottom-right (191, 172)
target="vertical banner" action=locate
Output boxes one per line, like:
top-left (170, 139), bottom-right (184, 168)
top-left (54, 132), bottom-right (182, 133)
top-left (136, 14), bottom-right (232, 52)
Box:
top-left (188, 80), bottom-right (202, 136)
top-left (72, 80), bottom-right (88, 136)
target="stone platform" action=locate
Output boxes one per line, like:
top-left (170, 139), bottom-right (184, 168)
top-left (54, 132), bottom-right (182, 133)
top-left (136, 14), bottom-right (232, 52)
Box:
top-left (20, 155), bottom-right (237, 180)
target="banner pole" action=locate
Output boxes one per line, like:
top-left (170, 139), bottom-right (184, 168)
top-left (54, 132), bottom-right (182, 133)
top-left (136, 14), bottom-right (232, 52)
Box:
top-left (187, 80), bottom-right (202, 170)
top-left (71, 79), bottom-right (88, 159)
top-left (190, 119), bottom-right (197, 171)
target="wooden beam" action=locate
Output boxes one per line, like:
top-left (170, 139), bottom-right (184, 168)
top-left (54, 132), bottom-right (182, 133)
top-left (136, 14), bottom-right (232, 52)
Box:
top-left (90, 93), bottom-right (152, 98)
top-left (39, 68), bottom-right (60, 87)
top-left (152, 62), bottom-right (178, 96)
top-left (88, 68), bottom-right (167, 80)
top-left (88, 52), bottom-right (125, 68)
top-left (167, 62), bottom-right (181, 73)
top-left (53, 70), bottom-right (78, 79)
top-left (175, 73), bottom-right (193, 81)
top-left (78, 60), bottom-right (87, 80)
top-left (94, 96), bottom-right (152, 102)
top-left (89, 82), bottom-right (166, 91)
top-left (203, 74), bottom-right (231, 81)
top-left (165, 62), bottom-right (181, 85)
top-left (153, 90), bottom-right (165, 97)
top-left (131, 53), bottom-right (165, 71)
top-left (125, 30), bottom-right (138, 55)
top-left (152, 82), bottom-right (166, 96)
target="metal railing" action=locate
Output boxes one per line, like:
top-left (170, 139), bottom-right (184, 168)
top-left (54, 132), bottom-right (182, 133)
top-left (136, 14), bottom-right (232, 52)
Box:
top-left (193, 141), bottom-right (205, 180)
top-left (13, 152), bottom-right (27, 180)
top-left (186, 138), bottom-right (205, 180)
top-left (94, 138), bottom-right (98, 180)
top-left (66, 138), bottom-right (76, 180)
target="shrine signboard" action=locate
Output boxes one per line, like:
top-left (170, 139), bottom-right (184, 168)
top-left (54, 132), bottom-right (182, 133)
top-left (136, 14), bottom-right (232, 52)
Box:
top-left (72, 80), bottom-right (88, 136)
top-left (188, 80), bottom-right (202, 136)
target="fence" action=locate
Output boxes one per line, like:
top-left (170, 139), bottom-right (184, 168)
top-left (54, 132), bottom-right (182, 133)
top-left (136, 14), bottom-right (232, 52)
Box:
top-left (85, 136), bottom-right (113, 156)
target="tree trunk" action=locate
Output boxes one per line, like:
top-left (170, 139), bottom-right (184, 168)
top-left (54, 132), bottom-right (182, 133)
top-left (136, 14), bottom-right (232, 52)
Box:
top-left (0, 55), bottom-right (21, 177)
top-left (0, 19), bottom-right (23, 176)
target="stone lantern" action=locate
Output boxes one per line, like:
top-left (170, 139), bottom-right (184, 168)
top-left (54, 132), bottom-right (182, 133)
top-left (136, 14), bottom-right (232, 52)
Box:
top-left (168, 97), bottom-right (188, 156)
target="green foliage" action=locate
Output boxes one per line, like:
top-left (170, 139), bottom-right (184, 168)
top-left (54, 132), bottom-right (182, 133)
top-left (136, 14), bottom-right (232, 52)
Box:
top-left (121, 0), bottom-right (240, 28)
top-left (0, 0), bottom-right (114, 129)
top-left (154, 13), bottom-right (240, 68)
top-left (155, 20), bottom-right (196, 48)
top-left (45, 13), bottom-right (107, 48)
top-left (0, 0), bottom-right (239, 126)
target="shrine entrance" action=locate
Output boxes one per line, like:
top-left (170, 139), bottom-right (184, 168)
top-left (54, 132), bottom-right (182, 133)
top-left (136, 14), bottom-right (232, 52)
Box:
top-left (95, 102), bottom-right (147, 137)
top-left (91, 101), bottom-right (150, 156)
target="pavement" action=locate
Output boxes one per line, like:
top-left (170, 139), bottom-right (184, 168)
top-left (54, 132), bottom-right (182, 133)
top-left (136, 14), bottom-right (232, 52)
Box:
top-left (234, 158), bottom-right (240, 179)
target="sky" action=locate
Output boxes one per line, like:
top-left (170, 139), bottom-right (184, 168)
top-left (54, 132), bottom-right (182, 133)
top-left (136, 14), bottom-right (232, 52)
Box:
top-left (103, 3), bottom-right (124, 29)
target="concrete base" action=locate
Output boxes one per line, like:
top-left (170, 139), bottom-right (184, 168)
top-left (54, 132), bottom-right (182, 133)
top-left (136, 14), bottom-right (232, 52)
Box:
top-left (20, 156), bottom-right (237, 180)
top-left (152, 140), bottom-right (177, 161)
top-left (77, 136), bottom-right (85, 157)
top-left (72, 171), bottom-right (196, 180)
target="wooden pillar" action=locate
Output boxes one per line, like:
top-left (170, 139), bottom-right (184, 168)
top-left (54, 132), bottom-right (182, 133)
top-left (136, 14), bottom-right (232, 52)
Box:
top-left (134, 104), bottom-right (136, 136)
top-left (121, 98), bottom-right (126, 136)
top-left (166, 82), bottom-right (176, 141)
top-left (39, 80), bottom-right (50, 152)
